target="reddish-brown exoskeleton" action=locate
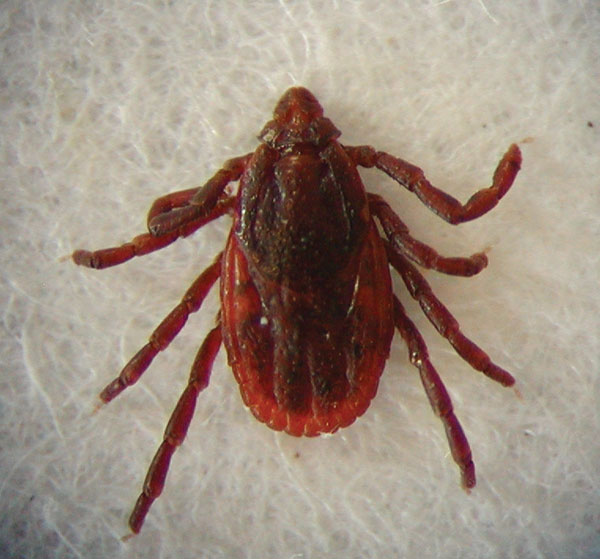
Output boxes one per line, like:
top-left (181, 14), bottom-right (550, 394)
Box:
top-left (73, 87), bottom-right (521, 533)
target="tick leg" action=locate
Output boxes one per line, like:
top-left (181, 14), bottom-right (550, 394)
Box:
top-left (347, 143), bottom-right (521, 224)
top-left (393, 296), bottom-right (475, 489)
top-left (148, 153), bottom-right (252, 236)
top-left (129, 323), bottom-right (222, 534)
top-left (99, 253), bottom-right (222, 403)
top-left (72, 197), bottom-right (234, 269)
top-left (369, 194), bottom-right (487, 276)
top-left (147, 186), bottom-right (212, 225)
top-left (387, 247), bottom-right (515, 387)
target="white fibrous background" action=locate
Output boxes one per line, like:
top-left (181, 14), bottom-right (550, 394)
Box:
top-left (1, 2), bottom-right (599, 558)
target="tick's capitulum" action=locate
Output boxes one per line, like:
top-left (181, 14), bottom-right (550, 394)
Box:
top-left (73, 86), bottom-right (521, 533)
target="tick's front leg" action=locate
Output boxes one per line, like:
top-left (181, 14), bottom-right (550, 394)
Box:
top-left (346, 144), bottom-right (521, 224)
top-left (72, 198), bottom-right (234, 269)
top-left (148, 153), bottom-right (252, 236)
top-left (146, 187), bottom-right (206, 226)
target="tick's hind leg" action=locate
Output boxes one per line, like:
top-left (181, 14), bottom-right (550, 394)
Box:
top-left (393, 295), bottom-right (475, 489)
top-left (369, 194), bottom-right (488, 276)
top-left (128, 323), bottom-right (222, 534)
top-left (99, 253), bottom-right (222, 403)
top-left (387, 247), bottom-right (515, 387)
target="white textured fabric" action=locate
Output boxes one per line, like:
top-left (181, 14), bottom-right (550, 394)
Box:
top-left (2, 1), bottom-right (599, 558)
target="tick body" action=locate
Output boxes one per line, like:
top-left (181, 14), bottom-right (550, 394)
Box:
top-left (73, 87), bottom-right (521, 533)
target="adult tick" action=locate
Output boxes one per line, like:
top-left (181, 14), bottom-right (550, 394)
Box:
top-left (73, 87), bottom-right (521, 533)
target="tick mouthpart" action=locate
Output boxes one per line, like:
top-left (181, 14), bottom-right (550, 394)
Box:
top-left (274, 87), bottom-right (324, 123)
top-left (258, 86), bottom-right (340, 149)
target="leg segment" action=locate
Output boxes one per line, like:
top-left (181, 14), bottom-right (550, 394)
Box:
top-left (346, 143), bottom-right (521, 224)
top-left (387, 246), bottom-right (515, 387)
top-left (393, 295), bottom-right (475, 489)
top-left (369, 194), bottom-right (488, 276)
top-left (148, 153), bottom-right (252, 236)
top-left (99, 253), bottom-right (222, 403)
top-left (146, 187), bottom-right (203, 225)
top-left (128, 323), bottom-right (222, 534)
top-left (72, 197), bottom-right (234, 269)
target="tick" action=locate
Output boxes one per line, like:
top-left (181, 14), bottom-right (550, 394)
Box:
top-left (73, 87), bottom-right (521, 533)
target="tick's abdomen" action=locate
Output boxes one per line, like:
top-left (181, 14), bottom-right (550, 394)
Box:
top-left (221, 220), bottom-right (394, 437)
top-left (223, 140), bottom-right (394, 436)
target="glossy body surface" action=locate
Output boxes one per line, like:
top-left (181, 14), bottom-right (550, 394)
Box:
top-left (72, 87), bottom-right (522, 533)
top-left (222, 90), bottom-right (394, 436)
